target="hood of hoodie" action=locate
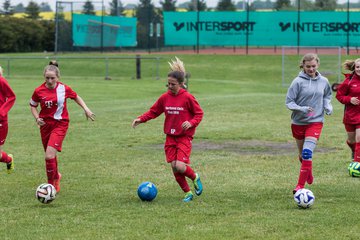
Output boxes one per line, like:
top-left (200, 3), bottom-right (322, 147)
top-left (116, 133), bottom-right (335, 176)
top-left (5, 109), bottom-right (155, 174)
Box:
top-left (167, 88), bottom-right (186, 96)
top-left (298, 71), bottom-right (322, 81)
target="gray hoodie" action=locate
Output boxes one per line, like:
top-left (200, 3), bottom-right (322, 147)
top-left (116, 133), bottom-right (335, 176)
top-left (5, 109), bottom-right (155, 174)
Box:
top-left (285, 71), bottom-right (333, 125)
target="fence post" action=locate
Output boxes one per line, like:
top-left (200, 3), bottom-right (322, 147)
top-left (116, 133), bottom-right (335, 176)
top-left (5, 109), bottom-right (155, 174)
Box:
top-left (136, 55), bottom-right (141, 79)
top-left (105, 57), bottom-right (111, 80)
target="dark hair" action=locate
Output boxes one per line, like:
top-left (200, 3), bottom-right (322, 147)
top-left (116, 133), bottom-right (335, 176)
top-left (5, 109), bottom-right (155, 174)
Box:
top-left (49, 60), bottom-right (59, 67)
top-left (168, 71), bottom-right (185, 84)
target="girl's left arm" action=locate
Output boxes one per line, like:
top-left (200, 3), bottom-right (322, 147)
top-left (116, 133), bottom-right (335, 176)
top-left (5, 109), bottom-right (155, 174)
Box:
top-left (323, 81), bottom-right (333, 115)
top-left (74, 95), bottom-right (95, 121)
top-left (0, 79), bottom-right (16, 118)
top-left (188, 95), bottom-right (204, 127)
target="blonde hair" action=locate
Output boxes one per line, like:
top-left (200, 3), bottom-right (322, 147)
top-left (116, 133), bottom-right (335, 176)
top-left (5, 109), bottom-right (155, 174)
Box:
top-left (44, 64), bottom-right (60, 78)
top-left (168, 57), bottom-right (188, 88)
top-left (168, 57), bottom-right (186, 74)
top-left (343, 58), bottom-right (360, 72)
top-left (0, 66), bottom-right (3, 76)
top-left (299, 53), bottom-right (320, 69)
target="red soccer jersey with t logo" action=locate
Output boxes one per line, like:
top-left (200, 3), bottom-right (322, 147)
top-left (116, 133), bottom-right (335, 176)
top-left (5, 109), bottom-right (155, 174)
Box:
top-left (30, 82), bottom-right (77, 121)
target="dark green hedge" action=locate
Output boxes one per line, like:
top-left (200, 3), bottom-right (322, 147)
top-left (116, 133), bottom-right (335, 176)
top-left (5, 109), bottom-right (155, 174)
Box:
top-left (0, 17), bottom-right (55, 53)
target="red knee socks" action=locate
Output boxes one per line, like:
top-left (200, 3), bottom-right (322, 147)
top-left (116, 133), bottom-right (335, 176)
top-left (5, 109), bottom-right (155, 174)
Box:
top-left (183, 165), bottom-right (196, 181)
top-left (354, 143), bottom-right (360, 162)
top-left (0, 152), bottom-right (11, 163)
top-left (296, 160), bottom-right (312, 188)
top-left (173, 171), bottom-right (190, 193)
top-left (45, 157), bottom-right (59, 185)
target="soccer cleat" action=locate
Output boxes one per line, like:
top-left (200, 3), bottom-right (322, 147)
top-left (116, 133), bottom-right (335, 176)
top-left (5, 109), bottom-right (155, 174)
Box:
top-left (53, 173), bottom-right (62, 193)
top-left (6, 154), bottom-right (14, 174)
top-left (293, 185), bottom-right (303, 195)
top-left (193, 173), bottom-right (203, 196)
top-left (183, 191), bottom-right (193, 202)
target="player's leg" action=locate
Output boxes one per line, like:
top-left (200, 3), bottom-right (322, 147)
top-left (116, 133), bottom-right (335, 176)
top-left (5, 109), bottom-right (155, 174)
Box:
top-left (45, 146), bottom-right (59, 186)
top-left (176, 136), bottom-right (203, 196)
top-left (354, 127), bottom-right (360, 163)
top-left (165, 136), bottom-right (193, 202)
top-left (44, 121), bottom-right (68, 192)
top-left (0, 121), bottom-right (13, 173)
top-left (344, 124), bottom-right (356, 160)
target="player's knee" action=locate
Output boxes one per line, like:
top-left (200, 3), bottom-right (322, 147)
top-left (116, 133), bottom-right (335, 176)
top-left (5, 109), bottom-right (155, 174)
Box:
top-left (302, 149), bottom-right (312, 160)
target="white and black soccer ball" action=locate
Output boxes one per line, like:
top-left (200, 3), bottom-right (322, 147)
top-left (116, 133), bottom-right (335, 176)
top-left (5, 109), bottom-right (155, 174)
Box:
top-left (36, 183), bottom-right (56, 204)
top-left (294, 188), bottom-right (315, 209)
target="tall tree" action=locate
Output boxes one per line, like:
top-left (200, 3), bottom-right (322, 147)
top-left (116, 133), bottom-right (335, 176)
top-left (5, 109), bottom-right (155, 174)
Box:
top-left (135, 0), bottom-right (160, 48)
top-left (82, 0), bottom-right (95, 15)
top-left (314, 0), bottom-right (337, 11)
top-left (216, 0), bottom-right (236, 11)
top-left (13, 3), bottom-right (25, 13)
top-left (2, 0), bottom-right (14, 15)
top-left (294, 0), bottom-right (313, 11)
top-left (160, 0), bottom-right (176, 11)
top-left (187, 0), bottom-right (207, 11)
top-left (109, 0), bottom-right (124, 16)
top-left (274, 0), bottom-right (291, 11)
top-left (25, 1), bottom-right (40, 19)
top-left (40, 2), bottom-right (52, 12)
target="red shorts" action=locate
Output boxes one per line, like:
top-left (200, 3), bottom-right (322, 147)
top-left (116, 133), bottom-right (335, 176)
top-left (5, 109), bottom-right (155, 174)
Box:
top-left (40, 119), bottom-right (69, 152)
top-left (0, 121), bottom-right (8, 146)
top-left (344, 123), bottom-right (360, 132)
top-left (164, 135), bottom-right (192, 164)
top-left (291, 122), bottom-right (323, 140)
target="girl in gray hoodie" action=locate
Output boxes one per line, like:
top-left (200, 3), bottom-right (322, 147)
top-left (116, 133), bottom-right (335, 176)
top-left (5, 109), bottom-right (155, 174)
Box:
top-left (285, 53), bottom-right (333, 194)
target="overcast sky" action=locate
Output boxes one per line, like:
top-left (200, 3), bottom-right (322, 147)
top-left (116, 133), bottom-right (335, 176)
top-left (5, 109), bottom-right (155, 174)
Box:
top-left (5, 0), bottom-right (353, 11)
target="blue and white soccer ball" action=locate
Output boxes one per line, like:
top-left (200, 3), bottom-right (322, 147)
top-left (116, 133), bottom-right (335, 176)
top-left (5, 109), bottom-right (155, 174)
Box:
top-left (294, 188), bottom-right (315, 209)
top-left (137, 182), bottom-right (158, 202)
top-left (36, 183), bottom-right (56, 204)
top-left (348, 162), bottom-right (360, 177)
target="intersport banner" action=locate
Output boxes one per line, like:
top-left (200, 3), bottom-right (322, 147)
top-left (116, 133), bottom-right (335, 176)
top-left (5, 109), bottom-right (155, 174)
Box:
top-left (72, 14), bottom-right (137, 47)
top-left (163, 11), bottom-right (360, 46)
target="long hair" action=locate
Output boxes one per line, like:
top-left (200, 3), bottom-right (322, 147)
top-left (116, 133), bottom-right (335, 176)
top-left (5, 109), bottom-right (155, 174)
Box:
top-left (168, 57), bottom-right (188, 88)
top-left (343, 58), bottom-right (360, 72)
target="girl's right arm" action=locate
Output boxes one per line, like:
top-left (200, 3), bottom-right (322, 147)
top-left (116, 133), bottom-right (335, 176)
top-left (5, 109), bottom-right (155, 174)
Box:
top-left (336, 78), bottom-right (352, 104)
top-left (30, 106), bottom-right (45, 126)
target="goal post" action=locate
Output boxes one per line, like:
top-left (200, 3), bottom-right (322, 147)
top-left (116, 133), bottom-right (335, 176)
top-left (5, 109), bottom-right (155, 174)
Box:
top-left (281, 46), bottom-right (342, 87)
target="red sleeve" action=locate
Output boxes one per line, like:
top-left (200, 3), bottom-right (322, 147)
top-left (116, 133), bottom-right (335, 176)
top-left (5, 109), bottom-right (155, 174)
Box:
top-left (66, 85), bottom-right (77, 99)
top-left (0, 77), bottom-right (16, 118)
top-left (30, 87), bottom-right (41, 107)
top-left (188, 94), bottom-right (203, 127)
top-left (139, 95), bottom-right (164, 123)
top-left (336, 77), bottom-right (352, 104)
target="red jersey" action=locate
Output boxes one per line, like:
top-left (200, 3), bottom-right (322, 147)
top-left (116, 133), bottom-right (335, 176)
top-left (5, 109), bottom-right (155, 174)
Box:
top-left (139, 89), bottom-right (203, 137)
top-left (336, 73), bottom-right (360, 124)
top-left (30, 82), bottom-right (77, 121)
top-left (0, 76), bottom-right (16, 122)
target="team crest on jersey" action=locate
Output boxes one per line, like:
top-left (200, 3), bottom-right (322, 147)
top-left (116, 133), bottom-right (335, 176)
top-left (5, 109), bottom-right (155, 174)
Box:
top-left (45, 101), bottom-right (53, 108)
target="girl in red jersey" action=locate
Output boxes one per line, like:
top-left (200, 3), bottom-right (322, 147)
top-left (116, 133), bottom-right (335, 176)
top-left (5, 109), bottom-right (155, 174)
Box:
top-left (336, 58), bottom-right (360, 162)
top-left (30, 64), bottom-right (95, 192)
top-left (132, 57), bottom-right (203, 202)
top-left (0, 66), bottom-right (16, 173)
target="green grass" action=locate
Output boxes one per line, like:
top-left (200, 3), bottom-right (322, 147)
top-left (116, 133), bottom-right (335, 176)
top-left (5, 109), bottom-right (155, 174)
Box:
top-left (0, 54), bottom-right (356, 239)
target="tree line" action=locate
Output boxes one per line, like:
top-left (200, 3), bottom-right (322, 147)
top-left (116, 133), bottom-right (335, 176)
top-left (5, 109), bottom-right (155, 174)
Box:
top-left (0, 0), bottom-right (359, 53)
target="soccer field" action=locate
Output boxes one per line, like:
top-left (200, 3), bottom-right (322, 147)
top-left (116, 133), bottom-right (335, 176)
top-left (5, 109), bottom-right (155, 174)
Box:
top-left (0, 54), bottom-right (357, 239)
